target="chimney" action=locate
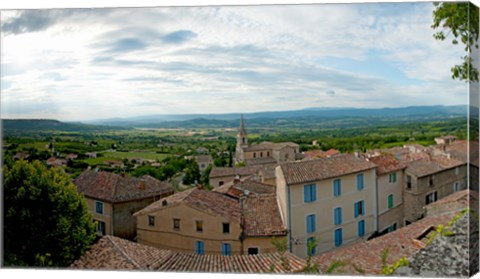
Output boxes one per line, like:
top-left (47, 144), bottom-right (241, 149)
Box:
top-left (233, 174), bottom-right (241, 184)
top-left (197, 183), bottom-right (204, 190)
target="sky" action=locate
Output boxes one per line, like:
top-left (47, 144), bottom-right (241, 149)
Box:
top-left (0, 1), bottom-right (471, 121)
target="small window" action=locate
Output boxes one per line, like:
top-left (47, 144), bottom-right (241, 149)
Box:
top-left (306, 214), bottom-right (316, 233)
top-left (334, 207), bottom-right (342, 225)
top-left (196, 220), bottom-right (203, 232)
top-left (173, 218), bottom-right (180, 230)
top-left (221, 243), bottom-right (231, 256)
top-left (388, 223), bottom-right (397, 233)
top-left (354, 200), bottom-right (365, 217)
top-left (429, 176), bottom-right (434, 187)
top-left (195, 241), bottom-right (205, 255)
top-left (223, 222), bottom-right (230, 234)
top-left (455, 167), bottom-right (459, 175)
top-left (333, 179), bottom-right (341, 197)
top-left (406, 175), bottom-right (412, 189)
top-left (267, 151), bottom-right (270, 157)
top-left (248, 247), bottom-right (259, 255)
top-left (304, 184), bottom-right (317, 203)
top-left (388, 194), bottom-right (394, 209)
top-left (219, 181), bottom-right (224, 186)
top-left (453, 182), bottom-right (460, 192)
top-left (358, 220), bottom-right (365, 237)
top-left (95, 201), bottom-right (104, 214)
top-left (357, 173), bottom-right (364, 190)
top-left (425, 192), bottom-right (438, 205)
top-left (253, 152), bottom-right (256, 158)
top-left (260, 152), bottom-right (263, 158)
top-left (389, 172), bottom-right (397, 183)
top-left (334, 228), bottom-right (343, 247)
top-left (148, 215), bottom-right (155, 227)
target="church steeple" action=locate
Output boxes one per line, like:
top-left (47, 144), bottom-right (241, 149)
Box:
top-left (239, 114), bottom-right (247, 137)
top-left (235, 114), bottom-right (248, 164)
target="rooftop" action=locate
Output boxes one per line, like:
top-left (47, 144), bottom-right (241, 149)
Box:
top-left (71, 235), bottom-right (306, 273)
top-left (74, 170), bottom-right (174, 203)
top-left (367, 154), bottom-right (407, 176)
top-left (209, 166), bottom-right (260, 178)
top-left (280, 154), bottom-right (376, 185)
top-left (241, 194), bottom-right (287, 237)
top-left (133, 188), bottom-right (241, 223)
top-left (213, 178), bottom-right (275, 198)
top-left (406, 155), bottom-right (464, 177)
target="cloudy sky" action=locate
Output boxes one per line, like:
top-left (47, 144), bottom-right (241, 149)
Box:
top-left (0, 2), bottom-right (469, 121)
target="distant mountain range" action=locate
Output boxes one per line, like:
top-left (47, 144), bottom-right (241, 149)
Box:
top-left (83, 105), bottom-right (468, 128)
top-left (2, 105), bottom-right (469, 133)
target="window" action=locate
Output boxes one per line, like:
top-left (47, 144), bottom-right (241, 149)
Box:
top-left (357, 173), bottom-right (364, 190)
top-left (221, 243), bottom-right (231, 256)
top-left (223, 222), bottom-right (230, 234)
top-left (455, 167), bottom-right (459, 175)
top-left (307, 237), bottom-right (317, 256)
top-left (358, 220), bottom-right (365, 237)
top-left (306, 214), bottom-right (316, 234)
top-left (173, 218), bottom-right (180, 230)
top-left (354, 200), bottom-right (365, 217)
top-left (304, 184), bottom-right (317, 203)
top-left (267, 151), bottom-right (270, 157)
top-left (453, 182), bottom-right (460, 192)
top-left (195, 241), bottom-right (205, 255)
top-left (148, 216), bottom-right (155, 227)
top-left (388, 194), bottom-right (394, 209)
top-left (406, 175), bottom-right (412, 189)
top-left (219, 181), bottom-right (224, 186)
top-left (429, 176), bottom-right (434, 187)
top-left (389, 172), bottom-right (397, 183)
top-left (95, 201), bottom-right (104, 214)
top-left (425, 192), bottom-right (438, 205)
top-left (333, 179), bottom-right (341, 197)
top-left (95, 220), bottom-right (106, 235)
top-left (248, 247), bottom-right (259, 255)
top-left (387, 223), bottom-right (397, 233)
top-left (196, 220), bottom-right (203, 232)
top-left (260, 152), bottom-right (263, 158)
top-left (334, 228), bottom-right (343, 247)
top-left (334, 207), bottom-right (342, 225)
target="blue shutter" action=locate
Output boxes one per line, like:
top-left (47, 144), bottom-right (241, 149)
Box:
top-left (311, 185), bottom-right (317, 202)
top-left (334, 207), bottom-right (342, 225)
top-left (304, 185), bottom-right (311, 202)
top-left (335, 228), bottom-right (343, 247)
top-left (222, 243), bottom-right (231, 256)
top-left (306, 214), bottom-right (316, 233)
top-left (196, 241), bottom-right (205, 255)
top-left (361, 201), bottom-right (365, 216)
top-left (354, 202), bottom-right (359, 218)
top-left (358, 220), bottom-right (365, 237)
top-left (357, 174), bottom-right (364, 190)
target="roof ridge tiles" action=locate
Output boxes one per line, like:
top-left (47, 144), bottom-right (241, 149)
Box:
top-left (107, 235), bottom-right (142, 269)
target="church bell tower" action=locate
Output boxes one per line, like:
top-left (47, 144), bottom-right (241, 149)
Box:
top-left (235, 114), bottom-right (248, 163)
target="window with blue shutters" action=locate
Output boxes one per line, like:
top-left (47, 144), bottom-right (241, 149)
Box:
top-left (354, 200), bottom-right (365, 218)
top-left (334, 207), bottom-right (342, 225)
top-left (195, 241), bottom-right (205, 255)
top-left (95, 201), bottom-right (104, 214)
top-left (221, 243), bottom-right (231, 256)
top-left (357, 173), bottom-right (364, 190)
top-left (333, 179), bottom-right (341, 197)
top-left (334, 228), bottom-right (343, 247)
top-left (304, 184), bottom-right (317, 203)
top-left (358, 220), bottom-right (365, 237)
top-left (307, 237), bottom-right (317, 256)
top-left (306, 214), bottom-right (316, 233)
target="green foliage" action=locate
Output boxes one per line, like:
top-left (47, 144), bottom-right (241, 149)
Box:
top-left (325, 261), bottom-right (347, 274)
top-left (183, 159), bottom-right (201, 185)
top-left (304, 237), bottom-right (319, 273)
top-left (270, 237), bottom-right (291, 272)
top-left (380, 247), bottom-right (409, 275)
top-left (3, 160), bottom-right (96, 267)
top-left (432, 2), bottom-right (479, 82)
top-left (352, 263), bottom-right (365, 274)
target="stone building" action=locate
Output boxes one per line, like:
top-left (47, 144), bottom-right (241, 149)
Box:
top-left (74, 170), bottom-right (174, 240)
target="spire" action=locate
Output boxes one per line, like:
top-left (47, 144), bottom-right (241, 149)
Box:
top-left (239, 114), bottom-right (247, 135)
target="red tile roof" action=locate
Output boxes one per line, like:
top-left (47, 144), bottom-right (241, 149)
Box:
top-left (134, 188), bottom-right (242, 223)
top-left (406, 155), bottom-right (464, 177)
top-left (367, 155), bottom-right (407, 175)
top-left (280, 154), bottom-right (376, 185)
top-left (74, 170), bottom-right (174, 203)
top-left (213, 178), bottom-right (275, 198)
top-left (209, 166), bottom-right (260, 178)
top-left (241, 194), bottom-right (287, 237)
top-left (314, 211), bottom-right (459, 275)
top-left (71, 235), bottom-right (306, 273)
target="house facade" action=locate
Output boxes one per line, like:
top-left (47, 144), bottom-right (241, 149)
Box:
top-left (275, 154), bottom-right (377, 258)
top-left (367, 155), bottom-right (406, 234)
top-left (74, 170), bottom-right (174, 240)
top-left (403, 156), bottom-right (467, 223)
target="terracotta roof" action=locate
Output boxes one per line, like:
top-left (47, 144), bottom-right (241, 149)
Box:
top-left (213, 179), bottom-right (275, 198)
top-left (367, 155), bottom-right (407, 175)
top-left (271, 142), bottom-right (299, 150)
top-left (72, 235), bottom-right (306, 273)
top-left (280, 154), bottom-right (376, 185)
top-left (74, 170), bottom-right (174, 203)
top-left (209, 166), bottom-right (260, 178)
top-left (246, 157), bottom-right (277, 166)
top-left (406, 155), bottom-right (464, 177)
top-left (244, 142), bottom-right (274, 151)
top-left (314, 211), bottom-right (459, 275)
top-left (241, 194), bottom-right (287, 237)
top-left (134, 188), bottom-right (241, 222)
top-left (424, 190), bottom-right (478, 214)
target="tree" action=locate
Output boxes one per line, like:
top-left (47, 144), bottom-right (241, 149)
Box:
top-left (3, 160), bottom-right (96, 267)
top-left (432, 2), bottom-right (479, 82)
